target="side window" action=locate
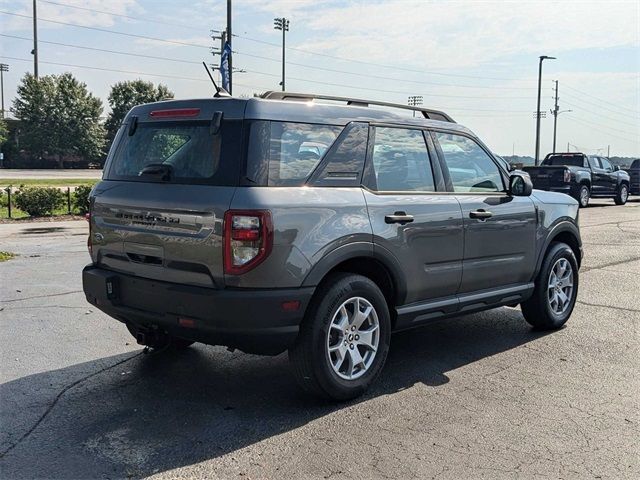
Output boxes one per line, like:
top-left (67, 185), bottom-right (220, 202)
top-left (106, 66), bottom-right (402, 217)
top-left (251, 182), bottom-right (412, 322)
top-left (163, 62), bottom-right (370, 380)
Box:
top-left (434, 132), bottom-right (504, 193)
top-left (601, 158), bottom-right (613, 172)
top-left (589, 156), bottom-right (601, 169)
top-left (370, 127), bottom-right (435, 192)
top-left (311, 122), bottom-right (368, 186)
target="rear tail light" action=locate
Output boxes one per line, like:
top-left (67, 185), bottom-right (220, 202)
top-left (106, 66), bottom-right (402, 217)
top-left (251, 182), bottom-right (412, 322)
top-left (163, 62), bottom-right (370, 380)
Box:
top-left (563, 169), bottom-right (571, 183)
top-left (223, 210), bottom-right (273, 275)
top-left (86, 212), bottom-right (92, 257)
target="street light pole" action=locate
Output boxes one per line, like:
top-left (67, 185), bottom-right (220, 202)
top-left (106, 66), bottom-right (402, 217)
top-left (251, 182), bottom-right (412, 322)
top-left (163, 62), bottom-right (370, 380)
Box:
top-left (273, 17), bottom-right (290, 91)
top-left (535, 55), bottom-right (555, 165)
top-left (0, 64), bottom-right (8, 118)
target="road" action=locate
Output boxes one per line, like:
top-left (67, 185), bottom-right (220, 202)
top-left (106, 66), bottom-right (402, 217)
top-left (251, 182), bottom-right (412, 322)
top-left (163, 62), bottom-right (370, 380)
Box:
top-left (0, 169), bottom-right (102, 180)
top-left (0, 199), bottom-right (638, 479)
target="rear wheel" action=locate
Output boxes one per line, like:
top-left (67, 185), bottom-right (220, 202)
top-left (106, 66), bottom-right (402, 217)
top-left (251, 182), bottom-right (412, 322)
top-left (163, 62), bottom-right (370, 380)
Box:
top-left (577, 185), bottom-right (590, 208)
top-left (521, 242), bottom-right (579, 330)
top-left (125, 323), bottom-right (194, 349)
top-left (614, 183), bottom-right (629, 205)
top-left (289, 273), bottom-right (391, 401)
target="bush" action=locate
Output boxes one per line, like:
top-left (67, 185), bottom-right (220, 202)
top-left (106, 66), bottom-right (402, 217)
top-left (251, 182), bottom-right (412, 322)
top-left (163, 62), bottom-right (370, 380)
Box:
top-left (14, 186), bottom-right (65, 216)
top-left (73, 184), bottom-right (93, 215)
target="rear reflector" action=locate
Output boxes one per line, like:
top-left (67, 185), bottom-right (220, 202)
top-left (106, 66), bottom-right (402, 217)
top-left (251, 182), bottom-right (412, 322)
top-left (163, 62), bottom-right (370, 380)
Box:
top-left (178, 317), bottom-right (196, 328)
top-left (149, 108), bottom-right (200, 118)
top-left (281, 300), bottom-right (301, 312)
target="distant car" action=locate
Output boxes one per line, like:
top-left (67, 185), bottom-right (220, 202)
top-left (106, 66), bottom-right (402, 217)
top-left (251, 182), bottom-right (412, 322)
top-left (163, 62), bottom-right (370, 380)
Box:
top-left (624, 159), bottom-right (640, 195)
top-left (88, 162), bottom-right (102, 169)
top-left (524, 153), bottom-right (631, 207)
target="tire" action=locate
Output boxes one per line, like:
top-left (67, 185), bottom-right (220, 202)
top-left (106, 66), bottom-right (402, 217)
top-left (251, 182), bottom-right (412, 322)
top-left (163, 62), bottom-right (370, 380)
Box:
top-left (125, 322), bottom-right (194, 349)
top-left (577, 184), bottom-right (590, 208)
top-left (614, 183), bottom-right (629, 205)
top-left (521, 242), bottom-right (579, 330)
top-left (289, 273), bottom-right (391, 401)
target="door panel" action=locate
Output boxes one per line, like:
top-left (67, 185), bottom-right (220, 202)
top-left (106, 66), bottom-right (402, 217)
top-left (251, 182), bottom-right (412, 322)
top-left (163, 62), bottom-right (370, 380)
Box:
top-left (364, 125), bottom-right (463, 304)
top-left (431, 130), bottom-right (537, 293)
top-left (364, 191), bottom-right (464, 303)
top-left (455, 195), bottom-right (537, 293)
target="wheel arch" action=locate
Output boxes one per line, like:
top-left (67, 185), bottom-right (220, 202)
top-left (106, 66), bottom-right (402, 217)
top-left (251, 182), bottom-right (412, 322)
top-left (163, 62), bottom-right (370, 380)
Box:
top-left (534, 222), bottom-right (582, 279)
top-left (302, 243), bottom-right (407, 327)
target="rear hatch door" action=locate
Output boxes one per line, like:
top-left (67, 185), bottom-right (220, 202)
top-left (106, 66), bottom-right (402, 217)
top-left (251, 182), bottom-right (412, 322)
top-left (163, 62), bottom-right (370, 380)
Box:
top-left (91, 99), bottom-right (245, 289)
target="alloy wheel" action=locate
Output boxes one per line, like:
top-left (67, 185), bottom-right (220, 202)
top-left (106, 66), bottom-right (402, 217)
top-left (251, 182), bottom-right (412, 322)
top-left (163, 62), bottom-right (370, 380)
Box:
top-left (547, 258), bottom-right (574, 315)
top-left (326, 296), bottom-right (380, 380)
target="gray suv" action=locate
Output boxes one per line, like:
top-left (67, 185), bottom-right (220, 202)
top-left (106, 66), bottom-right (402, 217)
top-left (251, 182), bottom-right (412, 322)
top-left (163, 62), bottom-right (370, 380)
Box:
top-left (83, 92), bottom-right (583, 400)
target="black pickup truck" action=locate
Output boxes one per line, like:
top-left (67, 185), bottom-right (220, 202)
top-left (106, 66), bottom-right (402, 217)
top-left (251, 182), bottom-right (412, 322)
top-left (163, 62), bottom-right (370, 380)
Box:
top-left (524, 153), bottom-right (631, 207)
top-left (624, 159), bottom-right (640, 195)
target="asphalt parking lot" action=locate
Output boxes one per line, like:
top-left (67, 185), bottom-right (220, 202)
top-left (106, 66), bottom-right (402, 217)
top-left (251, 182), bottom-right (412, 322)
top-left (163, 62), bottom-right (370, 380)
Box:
top-left (0, 198), bottom-right (638, 479)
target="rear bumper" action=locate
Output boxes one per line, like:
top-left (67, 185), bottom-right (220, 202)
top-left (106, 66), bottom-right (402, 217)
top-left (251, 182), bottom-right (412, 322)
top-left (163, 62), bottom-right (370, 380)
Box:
top-left (82, 265), bottom-right (314, 355)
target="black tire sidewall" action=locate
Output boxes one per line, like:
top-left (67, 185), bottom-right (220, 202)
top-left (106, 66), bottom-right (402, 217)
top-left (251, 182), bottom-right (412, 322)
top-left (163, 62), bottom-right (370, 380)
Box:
top-left (579, 185), bottom-right (590, 208)
top-left (306, 274), bottom-right (391, 400)
top-left (615, 184), bottom-right (628, 205)
top-left (534, 243), bottom-right (579, 328)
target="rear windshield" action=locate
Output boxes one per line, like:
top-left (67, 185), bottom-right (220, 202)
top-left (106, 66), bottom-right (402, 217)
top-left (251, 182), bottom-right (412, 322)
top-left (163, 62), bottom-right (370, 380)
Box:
top-left (542, 155), bottom-right (585, 167)
top-left (105, 120), bottom-right (241, 184)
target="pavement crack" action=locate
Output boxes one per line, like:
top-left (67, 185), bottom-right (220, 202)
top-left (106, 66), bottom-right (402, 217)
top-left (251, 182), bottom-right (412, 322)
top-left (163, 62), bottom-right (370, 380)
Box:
top-left (581, 255), bottom-right (640, 273)
top-left (0, 352), bottom-right (142, 458)
top-left (0, 290), bottom-right (82, 304)
top-left (576, 300), bottom-right (640, 314)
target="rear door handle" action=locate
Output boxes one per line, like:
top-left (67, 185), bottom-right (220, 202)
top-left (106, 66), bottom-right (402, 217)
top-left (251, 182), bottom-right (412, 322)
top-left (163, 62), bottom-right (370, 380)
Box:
top-left (469, 209), bottom-right (493, 220)
top-left (385, 212), bottom-right (414, 224)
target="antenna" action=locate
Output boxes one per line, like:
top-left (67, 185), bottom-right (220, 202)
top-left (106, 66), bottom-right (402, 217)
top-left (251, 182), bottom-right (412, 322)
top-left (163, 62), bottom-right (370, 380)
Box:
top-left (202, 62), bottom-right (230, 97)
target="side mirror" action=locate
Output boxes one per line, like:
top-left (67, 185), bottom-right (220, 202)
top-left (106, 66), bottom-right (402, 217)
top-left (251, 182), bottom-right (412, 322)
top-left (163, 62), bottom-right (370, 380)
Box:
top-left (509, 173), bottom-right (533, 197)
top-left (614, 165), bottom-right (620, 171)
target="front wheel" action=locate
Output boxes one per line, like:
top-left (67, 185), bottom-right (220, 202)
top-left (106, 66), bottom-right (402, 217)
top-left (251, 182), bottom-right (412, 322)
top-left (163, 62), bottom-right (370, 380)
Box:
top-left (289, 273), bottom-right (391, 401)
top-left (614, 183), bottom-right (629, 205)
top-left (521, 242), bottom-right (579, 330)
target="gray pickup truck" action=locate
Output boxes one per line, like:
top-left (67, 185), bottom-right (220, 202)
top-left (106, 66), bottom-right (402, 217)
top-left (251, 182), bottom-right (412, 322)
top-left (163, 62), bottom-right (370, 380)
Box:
top-left (83, 92), bottom-right (583, 400)
top-left (524, 153), bottom-right (631, 207)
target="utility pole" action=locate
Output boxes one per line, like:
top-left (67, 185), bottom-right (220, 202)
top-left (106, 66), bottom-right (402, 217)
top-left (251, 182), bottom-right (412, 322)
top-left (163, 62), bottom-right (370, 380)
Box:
top-left (274, 18), bottom-right (290, 91)
top-left (32, 0), bottom-right (38, 77)
top-left (607, 145), bottom-right (610, 158)
top-left (0, 64), bottom-right (8, 118)
top-left (567, 142), bottom-right (570, 152)
top-left (226, 0), bottom-right (232, 94)
top-left (552, 80), bottom-right (559, 154)
top-left (535, 55), bottom-right (555, 165)
top-left (407, 95), bottom-right (423, 117)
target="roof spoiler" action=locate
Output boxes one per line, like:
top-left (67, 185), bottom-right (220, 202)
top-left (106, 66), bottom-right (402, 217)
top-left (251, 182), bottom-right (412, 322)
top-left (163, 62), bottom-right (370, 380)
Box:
top-left (261, 91), bottom-right (455, 123)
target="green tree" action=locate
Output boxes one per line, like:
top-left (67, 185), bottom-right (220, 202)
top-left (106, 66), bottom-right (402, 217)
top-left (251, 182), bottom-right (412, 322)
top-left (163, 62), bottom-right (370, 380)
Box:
top-left (105, 80), bottom-right (174, 145)
top-left (0, 118), bottom-right (7, 147)
top-left (12, 73), bottom-right (106, 168)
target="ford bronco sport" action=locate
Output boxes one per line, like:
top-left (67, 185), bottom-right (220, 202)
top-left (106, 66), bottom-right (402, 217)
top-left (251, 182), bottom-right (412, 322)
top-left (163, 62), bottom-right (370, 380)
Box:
top-left (83, 92), bottom-right (583, 400)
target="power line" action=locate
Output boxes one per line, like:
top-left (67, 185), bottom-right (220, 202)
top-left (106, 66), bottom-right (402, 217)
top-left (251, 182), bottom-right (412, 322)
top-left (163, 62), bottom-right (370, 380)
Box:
top-left (563, 83), bottom-right (640, 115)
top-left (559, 98), bottom-right (639, 129)
top-left (563, 114), bottom-right (639, 143)
top-left (0, 10), bottom-right (210, 49)
top-left (0, 55), bottom-right (272, 91)
top-left (11, 1), bottom-right (532, 84)
top-left (0, 34), bottom-right (202, 65)
top-left (235, 50), bottom-right (536, 93)
top-left (558, 89), bottom-right (639, 119)
top-left (38, 0), bottom-right (194, 29)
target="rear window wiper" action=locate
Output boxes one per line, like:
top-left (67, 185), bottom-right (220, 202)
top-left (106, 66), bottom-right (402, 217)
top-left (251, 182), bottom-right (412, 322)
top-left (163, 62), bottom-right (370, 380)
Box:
top-left (138, 163), bottom-right (173, 181)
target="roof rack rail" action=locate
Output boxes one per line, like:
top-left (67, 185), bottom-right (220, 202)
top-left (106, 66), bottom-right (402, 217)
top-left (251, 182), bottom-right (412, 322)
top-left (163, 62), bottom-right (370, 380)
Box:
top-left (261, 91), bottom-right (455, 123)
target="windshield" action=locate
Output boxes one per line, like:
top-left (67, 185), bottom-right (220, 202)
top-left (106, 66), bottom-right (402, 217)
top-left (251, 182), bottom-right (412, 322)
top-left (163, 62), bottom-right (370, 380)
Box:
top-left (106, 120), bottom-right (241, 184)
top-left (543, 155), bottom-right (585, 167)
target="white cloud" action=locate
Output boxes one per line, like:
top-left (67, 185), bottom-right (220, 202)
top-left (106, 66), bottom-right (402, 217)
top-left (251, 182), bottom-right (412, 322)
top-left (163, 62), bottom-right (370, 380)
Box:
top-left (286, 0), bottom-right (639, 70)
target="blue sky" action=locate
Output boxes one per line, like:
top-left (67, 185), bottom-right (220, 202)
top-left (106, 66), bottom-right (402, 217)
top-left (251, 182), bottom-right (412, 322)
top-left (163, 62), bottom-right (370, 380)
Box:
top-left (1, 0), bottom-right (638, 156)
